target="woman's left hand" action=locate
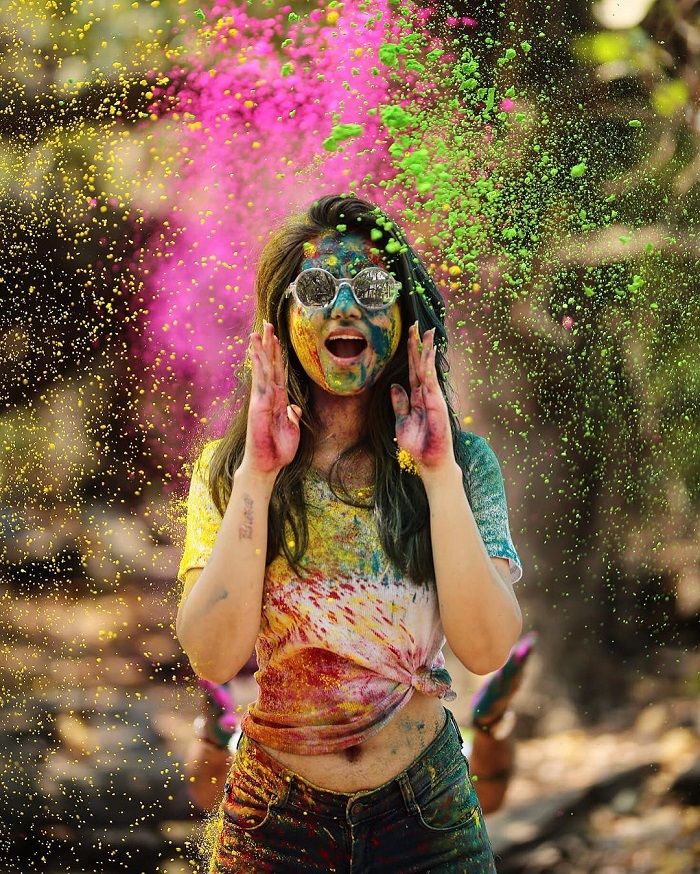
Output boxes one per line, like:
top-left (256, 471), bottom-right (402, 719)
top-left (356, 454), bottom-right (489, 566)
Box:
top-left (390, 322), bottom-right (454, 471)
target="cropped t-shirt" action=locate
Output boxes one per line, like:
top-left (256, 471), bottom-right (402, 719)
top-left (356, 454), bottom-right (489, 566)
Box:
top-left (177, 433), bottom-right (523, 754)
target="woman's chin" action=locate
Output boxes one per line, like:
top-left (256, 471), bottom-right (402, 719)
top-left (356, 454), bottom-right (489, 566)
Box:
top-left (315, 372), bottom-right (379, 397)
top-left (319, 381), bottom-right (370, 397)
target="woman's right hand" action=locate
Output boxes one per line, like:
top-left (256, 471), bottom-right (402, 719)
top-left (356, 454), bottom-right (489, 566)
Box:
top-left (241, 320), bottom-right (301, 476)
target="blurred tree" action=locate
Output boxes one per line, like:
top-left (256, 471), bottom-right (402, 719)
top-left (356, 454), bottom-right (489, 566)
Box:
top-left (0, 0), bottom-right (183, 501)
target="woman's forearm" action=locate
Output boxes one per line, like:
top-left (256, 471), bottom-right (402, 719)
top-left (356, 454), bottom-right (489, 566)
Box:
top-left (176, 463), bottom-right (276, 683)
top-left (422, 460), bottom-right (522, 674)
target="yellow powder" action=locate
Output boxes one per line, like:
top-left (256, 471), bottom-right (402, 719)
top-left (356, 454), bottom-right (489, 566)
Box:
top-left (396, 447), bottom-right (420, 475)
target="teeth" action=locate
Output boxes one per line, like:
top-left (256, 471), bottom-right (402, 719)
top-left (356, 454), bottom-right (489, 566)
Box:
top-left (328, 334), bottom-right (365, 341)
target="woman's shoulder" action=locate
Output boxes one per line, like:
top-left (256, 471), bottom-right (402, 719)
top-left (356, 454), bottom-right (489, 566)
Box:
top-left (456, 431), bottom-right (509, 488)
top-left (457, 430), bottom-right (496, 464)
top-left (191, 437), bottom-right (224, 475)
top-left (458, 429), bottom-right (485, 449)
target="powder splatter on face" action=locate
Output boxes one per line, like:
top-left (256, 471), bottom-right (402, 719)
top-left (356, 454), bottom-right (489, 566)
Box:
top-left (288, 231), bottom-right (402, 395)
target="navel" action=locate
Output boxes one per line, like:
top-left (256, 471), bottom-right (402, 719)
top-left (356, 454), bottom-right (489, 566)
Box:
top-left (343, 745), bottom-right (362, 763)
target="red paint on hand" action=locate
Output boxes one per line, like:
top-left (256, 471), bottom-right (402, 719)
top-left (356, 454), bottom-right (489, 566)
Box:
top-left (245, 321), bottom-right (301, 474)
top-left (390, 323), bottom-right (453, 470)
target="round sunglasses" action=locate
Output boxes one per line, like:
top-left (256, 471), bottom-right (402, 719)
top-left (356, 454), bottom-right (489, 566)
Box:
top-left (284, 267), bottom-right (402, 312)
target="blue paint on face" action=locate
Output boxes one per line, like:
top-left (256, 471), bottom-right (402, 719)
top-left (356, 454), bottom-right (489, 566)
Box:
top-left (325, 284), bottom-right (360, 317)
top-left (366, 317), bottom-right (392, 360)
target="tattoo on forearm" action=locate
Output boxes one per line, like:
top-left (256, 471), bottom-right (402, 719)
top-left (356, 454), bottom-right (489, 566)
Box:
top-left (239, 493), bottom-right (253, 540)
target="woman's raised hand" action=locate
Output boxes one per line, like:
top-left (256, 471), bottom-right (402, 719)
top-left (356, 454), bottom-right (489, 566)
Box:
top-left (242, 321), bottom-right (301, 476)
top-left (390, 322), bottom-right (454, 472)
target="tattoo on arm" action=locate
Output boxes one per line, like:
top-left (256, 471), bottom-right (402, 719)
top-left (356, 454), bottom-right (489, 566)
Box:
top-left (239, 493), bottom-right (253, 540)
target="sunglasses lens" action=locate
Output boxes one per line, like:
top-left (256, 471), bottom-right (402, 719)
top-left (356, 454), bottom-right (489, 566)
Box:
top-left (354, 268), bottom-right (398, 308)
top-left (295, 270), bottom-right (336, 307)
top-left (292, 267), bottom-right (399, 309)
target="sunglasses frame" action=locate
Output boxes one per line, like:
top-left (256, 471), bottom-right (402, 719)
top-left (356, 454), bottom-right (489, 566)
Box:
top-left (284, 267), bottom-right (402, 312)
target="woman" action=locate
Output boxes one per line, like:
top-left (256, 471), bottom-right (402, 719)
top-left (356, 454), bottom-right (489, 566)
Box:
top-left (176, 194), bottom-right (524, 873)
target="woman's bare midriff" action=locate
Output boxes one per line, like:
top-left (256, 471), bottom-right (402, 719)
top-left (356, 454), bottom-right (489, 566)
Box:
top-left (256, 692), bottom-right (449, 792)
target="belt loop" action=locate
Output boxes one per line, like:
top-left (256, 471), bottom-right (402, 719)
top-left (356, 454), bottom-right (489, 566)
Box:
top-left (396, 771), bottom-right (419, 816)
top-left (445, 706), bottom-right (460, 741)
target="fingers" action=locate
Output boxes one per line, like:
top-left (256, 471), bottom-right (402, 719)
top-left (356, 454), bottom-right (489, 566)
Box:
top-left (410, 322), bottom-right (437, 386)
top-left (420, 325), bottom-right (434, 378)
top-left (390, 384), bottom-right (410, 420)
top-left (249, 333), bottom-right (264, 393)
top-left (260, 320), bottom-right (273, 370)
top-left (250, 331), bottom-right (272, 383)
top-left (274, 336), bottom-right (285, 387)
top-left (287, 404), bottom-right (302, 426)
top-left (252, 322), bottom-right (283, 388)
top-left (423, 329), bottom-right (437, 386)
top-left (408, 322), bottom-right (420, 390)
top-left (249, 331), bottom-right (272, 391)
top-left (261, 320), bottom-right (286, 388)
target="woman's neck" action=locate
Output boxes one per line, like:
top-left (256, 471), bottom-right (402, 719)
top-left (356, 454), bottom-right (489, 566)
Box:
top-left (310, 384), bottom-right (371, 455)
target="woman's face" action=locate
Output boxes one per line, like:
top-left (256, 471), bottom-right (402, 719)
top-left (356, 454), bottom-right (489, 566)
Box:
top-left (286, 231), bottom-right (402, 396)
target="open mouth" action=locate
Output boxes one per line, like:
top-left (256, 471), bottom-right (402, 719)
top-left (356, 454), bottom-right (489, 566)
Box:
top-left (324, 335), bottom-right (369, 359)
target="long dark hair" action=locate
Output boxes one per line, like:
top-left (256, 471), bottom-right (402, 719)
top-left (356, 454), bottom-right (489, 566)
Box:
top-left (202, 194), bottom-right (469, 586)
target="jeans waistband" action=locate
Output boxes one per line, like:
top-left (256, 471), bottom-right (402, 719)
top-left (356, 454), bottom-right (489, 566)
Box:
top-left (236, 706), bottom-right (465, 823)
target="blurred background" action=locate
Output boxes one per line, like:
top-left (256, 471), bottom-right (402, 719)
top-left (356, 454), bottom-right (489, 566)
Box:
top-left (0, 0), bottom-right (698, 871)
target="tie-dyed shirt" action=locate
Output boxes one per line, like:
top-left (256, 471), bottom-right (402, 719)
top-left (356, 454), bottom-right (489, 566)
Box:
top-left (177, 433), bottom-right (523, 754)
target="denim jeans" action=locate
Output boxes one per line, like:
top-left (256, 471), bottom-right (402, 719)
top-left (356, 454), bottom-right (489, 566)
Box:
top-left (205, 707), bottom-right (497, 873)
